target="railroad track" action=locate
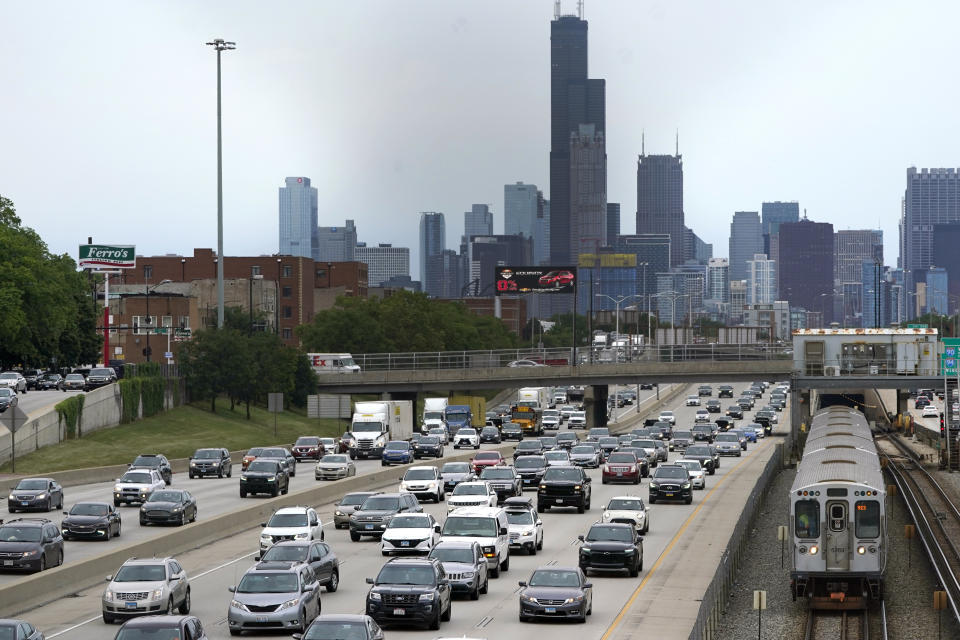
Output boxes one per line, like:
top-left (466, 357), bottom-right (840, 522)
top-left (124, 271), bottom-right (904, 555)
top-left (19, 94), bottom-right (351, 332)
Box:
top-left (804, 609), bottom-right (869, 640)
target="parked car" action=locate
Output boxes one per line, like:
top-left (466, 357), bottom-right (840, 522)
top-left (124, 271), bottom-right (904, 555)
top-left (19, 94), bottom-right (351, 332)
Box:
top-left (428, 541), bottom-right (489, 600)
top-left (239, 459), bottom-right (290, 498)
top-left (113, 469), bottom-right (165, 506)
top-left (7, 477), bottom-right (62, 512)
top-left (129, 454), bottom-right (173, 486)
top-left (101, 556), bottom-right (190, 623)
top-left (364, 557), bottom-right (452, 630)
top-left (334, 491), bottom-right (379, 529)
top-left (517, 567), bottom-right (593, 623)
top-left (61, 501), bottom-right (122, 540)
top-left (227, 561), bottom-right (320, 634)
top-left (139, 489), bottom-right (197, 526)
top-left (188, 448), bottom-right (232, 479)
top-left (0, 518), bottom-right (63, 572)
top-left (578, 522), bottom-right (643, 576)
top-left (381, 512), bottom-right (441, 556)
top-left (315, 454), bottom-right (356, 480)
top-left (113, 616), bottom-right (206, 639)
top-left (259, 540), bottom-right (339, 592)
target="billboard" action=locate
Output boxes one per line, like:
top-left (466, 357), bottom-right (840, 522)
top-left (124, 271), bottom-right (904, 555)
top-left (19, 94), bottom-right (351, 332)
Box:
top-left (79, 244), bottom-right (136, 269)
top-left (494, 266), bottom-right (577, 295)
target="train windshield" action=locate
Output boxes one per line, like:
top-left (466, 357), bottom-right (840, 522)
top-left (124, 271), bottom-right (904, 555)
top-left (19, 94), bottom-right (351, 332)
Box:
top-left (795, 500), bottom-right (820, 538)
top-left (855, 501), bottom-right (880, 538)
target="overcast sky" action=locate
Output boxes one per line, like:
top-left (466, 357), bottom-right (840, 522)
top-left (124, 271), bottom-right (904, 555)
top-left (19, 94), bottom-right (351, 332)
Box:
top-left (3, 1), bottom-right (959, 279)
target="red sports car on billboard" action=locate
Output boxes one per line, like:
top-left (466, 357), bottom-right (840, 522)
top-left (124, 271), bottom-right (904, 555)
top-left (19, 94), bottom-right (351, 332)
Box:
top-left (538, 270), bottom-right (575, 287)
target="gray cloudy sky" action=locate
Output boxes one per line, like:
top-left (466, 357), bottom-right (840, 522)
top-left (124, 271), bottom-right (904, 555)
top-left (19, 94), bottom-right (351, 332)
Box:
top-left (3, 1), bottom-right (958, 278)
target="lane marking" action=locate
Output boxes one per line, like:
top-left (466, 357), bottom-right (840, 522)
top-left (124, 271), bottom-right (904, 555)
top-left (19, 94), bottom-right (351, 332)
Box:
top-left (600, 437), bottom-right (777, 640)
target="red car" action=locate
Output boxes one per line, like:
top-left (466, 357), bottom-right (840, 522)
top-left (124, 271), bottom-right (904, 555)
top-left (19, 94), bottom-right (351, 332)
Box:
top-left (601, 452), bottom-right (642, 485)
top-left (538, 270), bottom-right (575, 287)
top-left (292, 436), bottom-right (325, 462)
top-left (472, 451), bottom-right (505, 474)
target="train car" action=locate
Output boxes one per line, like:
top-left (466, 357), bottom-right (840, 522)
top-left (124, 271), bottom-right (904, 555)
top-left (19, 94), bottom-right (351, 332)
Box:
top-left (790, 405), bottom-right (886, 608)
top-left (793, 327), bottom-right (939, 376)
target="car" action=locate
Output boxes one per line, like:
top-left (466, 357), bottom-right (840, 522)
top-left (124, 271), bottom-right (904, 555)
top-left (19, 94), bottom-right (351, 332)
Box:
top-left (296, 615), bottom-right (384, 640)
top-left (578, 522), bottom-right (643, 576)
top-left (382, 440), bottom-right (415, 465)
top-left (315, 453), bottom-right (356, 480)
top-left (685, 395), bottom-right (701, 406)
top-left (21, 369), bottom-right (41, 390)
top-left (129, 454), bottom-right (173, 486)
top-left (537, 465), bottom-right (591, 513)
top-left (0, 619), bottom-right (43, 639)
top-left (756, 409), bottom-right (778, 424)
top-left (713, 433), bottom-right (743, 456)
top-left (541, 409), bottom-right (561, 430)
top-left (260, 506), bottom-right (324, 555)
top-left (503, 496), bottom-right (543, 555)
top-left (717, 385), bottom-right (734, 398)
top-left (7, 477), bottom-right (62, 512)
top-left (639, 382), bottom-right (656, 390)
top-left (922, 404), bottom-right (940, 418)
top-left (671, 429), bottom-right (694, 452)
top-left (706, 399), bottom-right (722, 413)
top-left (139, 489), bottom-right (197, 526)
top-left (568, 411), bottom-right (587, 429)
top-left (428, 426), bottom-right (450, 445)
top-left (62, 373), bottom-right (86, 391)
top-left (658, 410), bottom-right (675, 425)
top-left (586, 427), bottom-right (609, 442)
top-left (0, 518), bottom-right (63, 572)
top-left (675, 459), bottom-right (707, 489)
top-left (365, 557), bottom-right (452, 630)
top-left (597, 436), bottom-right (620, 460)
top-left (602, 495), bottom-right (650, 533)
top-left (479, 466), bottom-right (522, 501)
top-left (726, 405), bottom-right (744, 419)
top-left (507, 359), bottom-right (546, 367)
top-left (538, 270), bottom-right (575, 287)
top-left (556, 431), bottom-right (579, 449)
top-left (915, 395), bottom-right (930, 409)
top-left (293, 436), bottom-right (326, 462)
top-left (569, 444), bottom-right (601, 468)
top-left (39, 372), bottom-right (64, 390)
top-left (113, 469), bottom-right (165, 506)
top-left (692, 424), bottom-right (716, 443)
top-left (630, 438), bottom-right (660, 466)
top-left (648, 464), bottom-right (694, 504)
top-left (228, 561), bottom-right (320, 634)
top-left (113, 616), bottom-right (207, 639)
top-left (727, 429), bottom-right (749, 449)
top-left (452, 427), bottom-right (480, 449)
top-left (447, 481), bottom-right (499, 511)
top-left (494, 404), bottom-right (512, 417)
top-left (602, 452), bottom-right (642, 484)
top-left (501, 422), bottom-right (524, 440)
top-left (337, 432), bottom-right (354, 455)
top-left (241, 447), bottom-right (264, 470)
top-left (334, 491), bottom-right (379, 529)
top-left (188, 448), bottom-right (232, 478)
top-left (514, 440), bottom-right (545, 460)
top-left (61, 501), bottom-right (122, 540)
top-left (735, 426), bottom-right (758, 443)
top-left (0, 388), bottom-right (18, 413)
top-left (544, 450), bottom-right (571, 466)
top-left (240, 458), bottom-right (290, 498)
top-left (738, 395), bottom-right (755, 409)
top-left (539, 435), bottom-right (558, 450)
top-left (695, 409), bottom-right (711, 423)
top-left (399, 466), bottom-right (445, 503)
top-left (429, 541), bottom-right (490, 600)
top-left (258, 447), bottom-right (297, 477)
top-left (479, 426), bottom-right (501, 444)
top-left (381, 512), bottom-right (441, 556)
top-left (715, 416), bottom-right (736, 431)
top-left (439, 462), bottom-right (476, 493)
top-left (350, 493), bottom-right (422, 541)
top-left (471, 450), bottom-right (505, 474)
top-left (518, 567), bottom-right (593, 623)
top-left (440, 506), bottom-right (511, 577)
top-left (84, 367), bottom-right (117, 390)
top-left (559, 404), bottom-right (576, 421)
top-left (682, 445), bottom-right (717, 475)
top-left (514, 455), bottom-right (548, 489)
top-left (102, 556), bottom-right (190, 623)
top-left (698, 385), bottom-right (713, 396)
top-left (0, 371), bottom-right (26, 393)
top-left (412, 436), bottom-right (444, 459)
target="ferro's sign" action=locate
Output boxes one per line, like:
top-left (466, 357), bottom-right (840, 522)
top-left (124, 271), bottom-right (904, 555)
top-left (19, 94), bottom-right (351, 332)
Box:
top-left (79, 244), bottom-right (136, 269)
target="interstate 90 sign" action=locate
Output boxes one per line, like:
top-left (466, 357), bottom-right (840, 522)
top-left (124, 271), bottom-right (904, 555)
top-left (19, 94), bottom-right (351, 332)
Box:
top-left (495, 266), bottom-right (577, 295)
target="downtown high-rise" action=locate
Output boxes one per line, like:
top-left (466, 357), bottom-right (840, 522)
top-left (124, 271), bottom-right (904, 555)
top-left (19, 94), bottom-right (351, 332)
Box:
top-left (569, 123), bottom-right (607, 258)
top-left (728, 211), bottom-right (763, 282)
top-left (278, 177), bottom-right (318, 259)
top-left (761, 201), bottom-right (799, 255)
top-left (778, 218), bottom-right (835, 321)
top-left (636, 153), bottom-right (684, 266)
top-left (900, 167), bottom-right (960, 293)
top-left (419, 212), bottom-right (445, 295)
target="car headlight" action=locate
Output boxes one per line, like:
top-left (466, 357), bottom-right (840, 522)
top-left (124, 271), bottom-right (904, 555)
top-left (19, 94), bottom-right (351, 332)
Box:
top-left (682, 483), bottom-right (691, 489)
top-left (240, 475), bottom-right (248, 481)
top-left (564, 596), bottom-right (584, 603)
top-left (21, 550), bottom-right (38, 557)
top-left (230, 599), bottom-right (249, 611)
top-left (369, 591), bottom-right (382, 601)
top-left (419, 592), bottom-right (435, 601)
top-left (114, 485), bottom-right (122, 492)
top-left (522, 529), bottom-right (534, 536)
top-left (521, 594), bottom-right (537, 602)
top-left (190, 462), bottom-right (197, 467)
top-left (172, 507), bottom-right (182, 513)
top-left (266, 476), bottom-right (276, 481)
top-left (35, 493), bottom-right (46, 499)
top-left (580, 546), bottom-right (591, 553)
top-left (624, 548), bottom-right (636, 554)
top-left (278, 597), bottom-right (300, 611)
top-left (539, 484), bottom-right (547, 490)
top-left (150, 589), bottom-right (164, 601)
top-left (295, 532), bottom-right (309, 539)
top-left (649, 483), bottom-right (659, 489)
top-left (427, 482), bottom-right (437, 489)
top-left (602, 512), bottom-right (610, 519)
top-left (335, 510), bottom-right (344, 516)
top-left (261, 534), bottom-right (271, 540)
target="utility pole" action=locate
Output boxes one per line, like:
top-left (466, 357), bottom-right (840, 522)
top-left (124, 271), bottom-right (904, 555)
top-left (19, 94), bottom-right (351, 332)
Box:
top-left (206, 38), bottom-right (235, 328)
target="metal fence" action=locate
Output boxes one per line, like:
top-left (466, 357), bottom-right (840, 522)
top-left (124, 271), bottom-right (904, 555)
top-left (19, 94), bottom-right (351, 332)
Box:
top-left (687, 443), bottom-right (785, 640)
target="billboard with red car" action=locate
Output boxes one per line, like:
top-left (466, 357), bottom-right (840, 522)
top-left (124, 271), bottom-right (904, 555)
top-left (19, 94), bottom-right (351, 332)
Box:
top-left (494, 266), bottom-right (577, 295)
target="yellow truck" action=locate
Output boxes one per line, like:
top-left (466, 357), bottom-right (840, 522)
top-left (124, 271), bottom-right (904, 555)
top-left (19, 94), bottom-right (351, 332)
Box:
top-left (511, 405), bottom-right (542, 437)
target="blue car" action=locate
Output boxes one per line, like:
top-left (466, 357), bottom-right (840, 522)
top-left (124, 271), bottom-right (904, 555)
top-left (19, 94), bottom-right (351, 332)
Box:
top-left (738, 427), bottom-right (758, 443)
top-left (381, 440), bottom-right (414, 466)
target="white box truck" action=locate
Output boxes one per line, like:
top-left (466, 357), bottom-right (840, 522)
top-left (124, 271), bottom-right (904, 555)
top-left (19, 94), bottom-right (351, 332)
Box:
top-left (307, 353), bottom-right (361, 374)
top-left (421, 397), bottom-right (449, 434)
top-left (517, 387), bottom-right (549, 411)
top-left (345, 400), bottom-right (413, 459)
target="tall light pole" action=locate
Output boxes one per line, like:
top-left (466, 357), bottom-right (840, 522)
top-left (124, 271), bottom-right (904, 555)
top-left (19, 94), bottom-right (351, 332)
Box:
top-left (206, 37), bottom-right (235, 329)
top-left (595, 294), bottom-right (642, 340)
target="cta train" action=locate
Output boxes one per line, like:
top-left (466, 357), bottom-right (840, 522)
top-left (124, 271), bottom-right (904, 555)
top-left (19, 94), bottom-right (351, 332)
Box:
top-left (790, 405), bottom-right (886, 608)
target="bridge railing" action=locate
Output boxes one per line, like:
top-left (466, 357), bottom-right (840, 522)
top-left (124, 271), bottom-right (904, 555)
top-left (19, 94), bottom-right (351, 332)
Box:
top-left (350, 343), bottom-right (794, 372)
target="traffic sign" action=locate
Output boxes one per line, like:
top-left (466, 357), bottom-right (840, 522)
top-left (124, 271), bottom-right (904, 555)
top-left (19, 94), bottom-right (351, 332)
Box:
top-left (942, 339), bottom-right (960, 375)
top-left (164, 352), bottom-right (173, 359)
top-left (908, 323), bottom-right (929, 329)
top-left (0, 405), bottom-right (30, 434)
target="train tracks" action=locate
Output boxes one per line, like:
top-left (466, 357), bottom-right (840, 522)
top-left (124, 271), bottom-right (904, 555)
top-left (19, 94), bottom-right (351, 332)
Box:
top-left (804, 609), bottom-right (870, 640)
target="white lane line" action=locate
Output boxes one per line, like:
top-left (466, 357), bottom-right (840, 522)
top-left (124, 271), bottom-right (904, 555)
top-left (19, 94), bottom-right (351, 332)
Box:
top-left (47, 616), bottom-right (101, 638)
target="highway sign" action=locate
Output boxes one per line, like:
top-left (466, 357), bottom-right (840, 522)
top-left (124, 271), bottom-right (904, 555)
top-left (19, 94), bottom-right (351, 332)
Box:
top-left (0, 405), bottom-right (29, 433)
top-left (942, 339), bottom-right (960, 375)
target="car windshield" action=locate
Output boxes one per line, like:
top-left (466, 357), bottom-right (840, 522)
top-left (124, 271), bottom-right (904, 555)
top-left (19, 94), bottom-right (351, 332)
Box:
top-left (654, 466), bottom-right (690, 480)
top-left (66, 374), bottom-right (83, 381)
top-left (114, 564), bottom-right (166, 582)
top-left (237, 572), bottom-right (299, 593)
top-left (376, 564), bottom-right (436, 586)
top-left (115, 628), bottom-right (183, 640)
top-left (131, 456), bottom-right (161, 468)
top-left (453, 484), bottom-right (487, 495)
top-left (429, 428), bottom-right (446, 436)
top-left (389, 515), bottom-right (431, 529)
top-left (442, 516), bottom-right (497, 537)
top-left (193, 449), bottom-right (220, 459)
top-left (245, 448), bottom-right (264, 457)
top-left (514, 457), bottom-right (545, 469)
top-left (543, 468), bottom-right (581, 482)
top-left (634, 440), bottom-right (657, 449)
top-left (686, 446), bottom-right (711, 456)
top-left (0, 373), bottom-right (17, 380)
top-left (120, 472), bottom-right (152, 484)
top-left (545, 452), bottom-right (569, 461)
top-left (247, 461), bottom-right (278, 473)
top-left (15, 479), bottom-right (47, 490)
top-left (90, 368), bottom-right (114, 377)
top-left (481, 468), bottom-right (512, 479)
top-left (146, 491), bottom-right (183, 503)
top-left (260, 545), bottom-right (309, 562)
top-left (677, 461), bottom-right (702, 472)
top-left (295, 437), bottom-right (320, 446)
top-left (268, 513), bottom-right (308, 527)
top-left (70, 503), bottom-right (109, 516)
top-left (660, 411), bottom-right (674, 417)
top-left (481, 427), bottom-right (498, 436)
top-left (429, 547), bottom-right (475, 564)
top-left (404, 469), bottom-right (436, 480)
top-left (43, 374), bottom-right (60, 380)
top-left (321, 455), bottom-right (348, 464)
top-left (0, 525), bottom-right (41, 542)
top-left (418, 437), bottom-right (439, 445)
top-left (475, 452), bottom-right (500, 460)
top-left (587, 526), bottom-right (633, 542)
top-left (716, 434), bottom-right (739, 442)
top-left (303, 621), bottom-right (369, 640)
top-left (506, 510), bottom-right (534, 525)
top-left (557, 433), bottom-right (576, 440)
top-left (340, 493), bottom-right (373, 506)
top-left (607, 453), bottom-right (636, 464)
top-left (261, 448), bottom-right (288, 458)
top-left (528, 569), bottom-right (581, 588)
top-left (361, 496), bottom-right (400, 511)
top-left (693, 426), bottom-right (712, 432)
top-left (0, 389), bottom-right (13, 398)
top-left (571, 446), bottom-right (595, 455)
top-left (458, 428), bottom-right (476, 436)
top-left (599, 437), bottom-right (619, 446)
top-left (607, 498), bottom-right (644, 511)
top-left (442, 463), bottom-right (470, 474)
top-left (673, 431), bottom-right (693, 439)
top-left (385, 441), bottom-right (409, 451)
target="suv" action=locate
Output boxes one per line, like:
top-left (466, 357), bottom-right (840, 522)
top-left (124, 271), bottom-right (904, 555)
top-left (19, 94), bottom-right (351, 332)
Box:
top-left (259, 506), bottom-right (323, 556)
top-left (648, 464), bottom-right (694, 504)
top-left (7, 477), bottom-right (63, 512)
top-left (706, 399), bottom-right (722, 413)
top-left (227, 562), bottom-right (320, 634)
top-left (537, 466), bottom-right (592, 513)
top-left (334, 491), bottom-right (379, 529)
top-left (188, 448), bottom-right (232, 478)
top-left (129, 454), bottom-right (173, 486)
top-left (0, 372), bottom-right (26, 393)
top-left (399, 466), bottom-right (445, 503)
top-left (258, 539), bottom-right (340, 592)
top-left (102, 556), bottom-right (190, 623)
top-left (382, 440), bottom-right (415, 465)
top-left (698, 385), bottom-right (712, 396)
top-left (0, 518), bottom-right (63, 572)
top-left (429, 540), bottom-right (489, 600)
top-left (568, 411), bottom-right (587, 429)
top-left (113, 616), bottom-right (207, 640)
top-left (718, 385), bottom-right (734, 398)
top-left (113, 469), bottom-right (165, 506)
top-left (513, 455), bottom-right (548, 490)
top-left (350, 493), bottom-right (422, 541)
top-left (513, 440), bottom-right (544, 460)
top-left (22, 369), bottom-right (41, 390)
top-left (239, 459), bottom-right (290, 498)
top-left (683, 445), bottom-right (718, 475)
top-left (85, 367), bottom-right (118, 390)
top-left (440, 507), bottom-right (510, 577)
top-left (578, 522), bottom-right (643, 576)
top-left (292, 436), bottom-right (325, 462)
top-left (503, 497), bottom-right (543, 555)
top-left (692, 424), bottom-right (715, 443)
top-left (365, 557), bottom-right (452, 630)
top-left (479, 466), bottom-right (522, 502)
top-left (671, 430), bottom-right (694, 453)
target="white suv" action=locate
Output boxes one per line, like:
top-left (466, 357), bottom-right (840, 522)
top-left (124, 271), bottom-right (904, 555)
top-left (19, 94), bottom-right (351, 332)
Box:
top-left (113, 469), bottom-right (165, 506)
top-left (447, 481), bottom-right (498, 512)
top-left (658, 410), bottom-right (676, 425)
top-left (399, 466), bottom-right (445, 503)
top-left (452, 428), bottom-right (480, 450)
top-left (440, 507), bottom-right (510, 577)
top-left (259, 506), bottom-right (323, 556)
top-left (684, 395), bottom-right (700, 406)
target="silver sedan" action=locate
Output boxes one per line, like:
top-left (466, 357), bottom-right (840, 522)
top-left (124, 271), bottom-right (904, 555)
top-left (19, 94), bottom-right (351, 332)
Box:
top-left (315, 454), bottom-right (357, 481)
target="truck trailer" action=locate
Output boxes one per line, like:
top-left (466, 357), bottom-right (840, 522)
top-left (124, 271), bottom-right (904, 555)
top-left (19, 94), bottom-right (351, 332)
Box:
top-left (345, 400), bottom-right (413, 459)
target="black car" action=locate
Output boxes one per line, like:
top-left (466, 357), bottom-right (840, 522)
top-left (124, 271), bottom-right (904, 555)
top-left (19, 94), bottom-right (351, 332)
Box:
top-left (85, 367), bottom-right (118, 390)
top-left (350, 493), bottom-right (421, 541)
top-left (0, 619), bottom-right (43, 639)
top-left (365, 557), bottom-right (452, 630)
top-left (578, 523), bottom-right (643, 576)
top-left (439, 462), bottom-right (476, 493)
top-left (501, 422), bottom-right (524, 441)
top-left (61, 501), bottom-right (121, 540)
top-left (479, 466), bottom-right (522, 501)
top-left (691, 424), bottom-right (715, 443)
top-left (21, 369), bottom-right (41, 390)
top-left (652, 421), bottom-right (673, 440)
top-left (188, 448), bottom-right (232, 478)
top-left (597, 436), bottom-right (620, 460)
top-left (7, 477), bottom-right (63, 512)
top-left (39, 373), bottom-right (63, 390)
top-left (518, 567), bottom-right (593, 623)
top-left (513, 440), bottom-right (545, 460)
top-left (259, 540), bottom-right (340, 592)
top-left (715, 416), bottom-right (735, 431)
top-left (479, 426), bottom-right (501, 444)
top-left (639, 382), bottom-right (656, 390)
top-left (683, 445), bottom-right (717, 475)
top-left (706, 399), bottom-right (722, 413)
top-left (648, 464), bottom-right (694, 504)
top-left (113, 615), bottom-right (208, 640)
top-left (726, 406), bottom-right (744, 419)
top-left (0, 388), bottom-right (18, 413)
top-left (698, 385), bottom-right (712, 396)
top-left (718, 385), bottom-right (734, 398)
top-left (414, 436), bottom-right (444, 459)
top-left (514, 455), bottom-right (548, 489)
top-left (537, 466), bottom-right (591, 513)
top-left (298, 615), bottom-right (384, 640)
top-left (737, 398), bottom-right (754, 412)
top-left (129, 454), bottom-right (173, 486)
top-left (139, 489), bottom-right (197, 526)
top-left (240, 459), bottom-right (290, 498)
top-left (258, 447), bottom-right (297, 477)
top-left (0, 518), bottom-right (63, 572)
top-left (556, 432), bottom-right (579, 449)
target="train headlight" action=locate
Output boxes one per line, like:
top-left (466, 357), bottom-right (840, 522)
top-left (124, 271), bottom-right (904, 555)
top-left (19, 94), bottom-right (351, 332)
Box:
top-left (798, 546), bottom-right (807, 554)
top-left (857, 546), bottom-right (866, 555)
top-left (809, 545), bottom-right (819, 555)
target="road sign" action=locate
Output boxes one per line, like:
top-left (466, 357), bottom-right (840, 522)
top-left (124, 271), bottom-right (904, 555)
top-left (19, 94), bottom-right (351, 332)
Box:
top-left (0, 405), bottom-right (30, 434)
top-left (753, 590), bottom-right (767, 610)
top-left (164, 352), bottom-right (173, 359)
top-left (942, 339), bottom-right (960, 375)
top-left (908, 323), bottom-right (930, 329)
top-left (79, 244), bottom-right (136, 269)
top-left (268, 393), bottom-right (283, 413)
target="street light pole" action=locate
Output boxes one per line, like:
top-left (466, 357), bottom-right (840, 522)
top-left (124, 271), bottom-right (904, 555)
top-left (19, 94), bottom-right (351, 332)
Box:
top-left (144, 280), bottom-right (172, 363)
top-left (206, 37), bottom-right (235, 329)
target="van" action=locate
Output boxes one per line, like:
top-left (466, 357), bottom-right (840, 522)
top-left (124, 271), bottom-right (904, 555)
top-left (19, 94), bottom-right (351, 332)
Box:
top-left (307, 353), bottom-right (360, 375)
top-left (439, 507), bottom-right (510, 577)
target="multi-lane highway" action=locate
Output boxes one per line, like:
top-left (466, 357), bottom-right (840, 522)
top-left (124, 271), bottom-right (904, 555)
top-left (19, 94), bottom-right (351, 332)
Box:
top-left (12, 387), bottom-right (84, 417)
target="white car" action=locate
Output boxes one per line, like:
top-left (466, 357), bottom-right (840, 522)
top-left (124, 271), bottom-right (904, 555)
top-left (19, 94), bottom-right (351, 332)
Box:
top-left (428, 426), bottom-right (449, 445)
top-left (685, 395), bottom-right (700, 407)
top-left (0, 371), bottom-right (27, 394)
top-left (447, 481), bottom-right (499, 512)
top-left (601, 495), bottom-right (650, 534)
top-left (675, 459), bottom-right (707, 489)
top-left (541, 410), bottom-right (561, 429)
top-left (453, 427), bottom-right (480, 449)
top-left (400, 466), bottom-right (445, 503)
top-left (559, 405), bottom-right (576, 421)
top-left (568, 411), bottom-right (587, 428)
top-left (381, 512), bottom-right (441, 555)
top-left (659, 411), bottom-right (676, 425)
top-left (754, 425), bottom-right (766, 438)
top-left (113, 469), bottom-right (165, 506)
top-left (259, 506), bottom-right (323, 555)
top-left (694, 409), bottom-right (711, 423)
top-left (922, 404), bottom-right (940, 418)
top-left (503, 500), bottom-right (543, 555)
top-left (543, 450), bottom-right (571, 467)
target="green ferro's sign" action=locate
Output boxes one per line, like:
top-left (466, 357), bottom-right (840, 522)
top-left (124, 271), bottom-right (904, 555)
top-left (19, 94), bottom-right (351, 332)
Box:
top-left (78, 244), bottom-right (136, 269)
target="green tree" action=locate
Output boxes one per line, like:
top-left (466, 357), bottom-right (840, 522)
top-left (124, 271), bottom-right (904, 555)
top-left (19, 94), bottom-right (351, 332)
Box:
top-left (539, 313), bottom-right (589, 349)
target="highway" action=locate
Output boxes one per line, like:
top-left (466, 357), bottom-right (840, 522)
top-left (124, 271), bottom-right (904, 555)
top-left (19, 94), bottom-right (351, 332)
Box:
top-left (11, 388), bottom-right (85, 417)
top-left (11, 381), bottom-right (784, 639)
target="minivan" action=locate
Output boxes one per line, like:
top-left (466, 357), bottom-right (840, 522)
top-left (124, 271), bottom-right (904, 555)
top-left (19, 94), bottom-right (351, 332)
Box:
top-left (439, 507), bottom-right (510, 577)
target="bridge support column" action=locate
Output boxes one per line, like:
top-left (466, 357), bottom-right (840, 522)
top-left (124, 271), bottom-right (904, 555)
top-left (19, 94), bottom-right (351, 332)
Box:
top-left (896, 390), bottom-right (910, 418)
top-left (790, 387), bottom-right (811, 461)
top-left (584, 385), bottom-right (608, 429)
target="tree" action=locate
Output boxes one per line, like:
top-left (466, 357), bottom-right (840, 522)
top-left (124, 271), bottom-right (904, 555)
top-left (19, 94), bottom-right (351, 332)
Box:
top-left (539, 313), bottom-right (589, 349)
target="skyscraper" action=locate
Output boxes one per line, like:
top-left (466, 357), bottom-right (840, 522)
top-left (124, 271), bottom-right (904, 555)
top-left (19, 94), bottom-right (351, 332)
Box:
top-left (315, 219), bottom-right (357, 262)
top-left (746, 254), bottom-right (777, 305)
top-left (761, 201), bottom-right (799, 255)
top-left (636, 153), bottom-right (684, 266)
top-left (834, 229), bottom-right (883, 285)
top-left (467, 235), bottom-right (533, 296)
top-left (419, 212), bottom-right (445, 286)
top-left (464, 205), bottom-right (493, 241)
top-left (569, 123), bottom-right (607, 258)
top-left (606, 203), bottom-right (620, 245)
top-left (278, 177), bottom-right (318, 259)
top-left (549, 8), bottom-right (605, 267)
top-left (933, 223), bottom-right (960, 302)
top-left (778, 219), bottom-right (835, 320)
top-left (615, 234), bottom-right (671, 305)
top-left (424, 249), bottom-right (462, 299)
top-left (728, 212), bottom-right (763, 282)
top-left (901, 168), bottom-right (960, 293)
top-left (355, 243), bottom-right (410, 287)
top-left (706, 258), bottom-right (730, 303)
top-left (535, 197), bottom-right (550, 266)
top-left (926, 267), bottom-right (949, 314)
top-left (505, 182), bottom-right (538, 238)
top-left (684, 226), bottom-right (712, 265)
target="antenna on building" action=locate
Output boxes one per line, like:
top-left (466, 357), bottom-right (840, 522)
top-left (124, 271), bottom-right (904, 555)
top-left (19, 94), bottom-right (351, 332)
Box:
top-left (675, 129), bottom-right (679, 156)
top-left (554, 0), bottom-right (561, 19)
top-left (641, 130), bottom-right (645, 156)
top-left (577, 0), bottom-right (584, 19)
top-left (803, 208), bottom-right (808, 220)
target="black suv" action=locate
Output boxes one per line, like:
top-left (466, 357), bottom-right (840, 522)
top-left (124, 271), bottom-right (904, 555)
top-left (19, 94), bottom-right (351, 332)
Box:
top-left (479, 466), bottom-right (522, 502)
top-left (85, 367), bottom-right (118, 390)
top-left (691, 424), bottom-right (715, 443)
top-left (718, 385), bottom-right (734, 398)
top-left (513, 440), bottom-right (544, 460)
top-left (697, 385), bottom-right (712, 396)
top-left (726, 405), bottom-right (744, 420)
top-left (365, 557), bottom-right (452, 630)
top-left (239, 459), bottom-right (290, 497)
top-left (188, 448), bottom-right (232, 478)
top-left (578, 523), bottom-right (643, 576)
top-left (350, 493), bottom-right (421, 541)
top-left (0, 518), bottom-right (63, 572)
top-left (683, 445), bottom-right (717, 475)
top-left (514, 455), bottom-right (548, 489)
top-left (706, 399), bottom-right (722, 413)
top-left (129, 454), bottom-right (173, 486)
top-left (537, 466), bottom-right (591, 513)
top-left (648, 465), bottom-right (693, 504)
top-left (501, 422), bottom-right (523, 441)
